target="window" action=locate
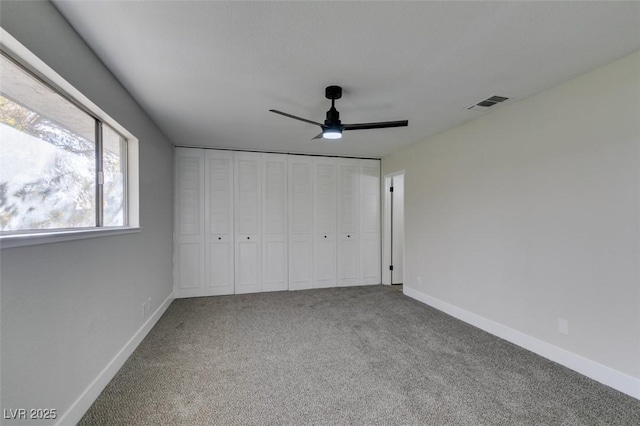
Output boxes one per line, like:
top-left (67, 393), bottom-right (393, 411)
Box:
top-left (0, 35), bottom-right (139, 247)
top-left (102, 124), bottom-right (127, 227)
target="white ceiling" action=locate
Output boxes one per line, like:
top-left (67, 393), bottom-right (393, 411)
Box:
top-left (52, 1), bottom-right (640, 158)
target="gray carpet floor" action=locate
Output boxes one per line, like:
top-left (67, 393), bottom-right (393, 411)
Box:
top-left (79, 285), bottom-right (640, 425)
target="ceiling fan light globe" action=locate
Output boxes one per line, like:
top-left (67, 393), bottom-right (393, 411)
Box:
top-left (323, 129), bottom-right (342, 139)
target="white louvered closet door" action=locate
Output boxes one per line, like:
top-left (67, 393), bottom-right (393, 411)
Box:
top-left (360, 159), bottom-right (381, 285)
top-left (262, 153), bottom-right (288, 292)
top-left (288, 155), bottom-right (314, 291)
top-left (204, 150), bottom-right (234, 296)
top-left (337, 158), bottom-right (361, 286)
top-left (174, 149), bottom-right (381, 298)
top-left (234, 152), bottom-right (262, 294)
top-left (174, 148), bottom-right (205, 298)
top-left (313, 156), bottom-right (337, 288)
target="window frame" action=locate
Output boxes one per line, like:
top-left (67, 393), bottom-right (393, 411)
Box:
top-left (0, 29), bottom-right (140, 249)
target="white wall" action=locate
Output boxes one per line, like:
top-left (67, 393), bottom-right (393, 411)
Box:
top-left (383, 52), bottom-right (640, 388)
top-left (0, 1), bottom-right (174, 424)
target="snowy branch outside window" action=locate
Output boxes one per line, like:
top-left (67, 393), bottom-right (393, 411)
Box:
top-left (0, 53), bottom-right (126, 233)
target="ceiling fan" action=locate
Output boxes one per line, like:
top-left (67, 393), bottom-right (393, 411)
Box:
top-left (270, 86), bottom-right (408, 140)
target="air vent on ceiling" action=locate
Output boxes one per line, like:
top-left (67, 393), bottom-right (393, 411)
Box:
top-left (467, 95), bottom-right (509, 110)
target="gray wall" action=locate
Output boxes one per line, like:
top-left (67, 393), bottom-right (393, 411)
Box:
top-left (383, 51), bottom-right (640, 380)
top-left (1, 1), bottom-right (174, 422)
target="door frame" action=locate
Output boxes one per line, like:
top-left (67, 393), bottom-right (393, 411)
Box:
top-left (382, 170), bottom-right (405, 285)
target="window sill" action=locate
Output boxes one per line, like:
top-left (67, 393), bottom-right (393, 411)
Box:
top-left (0, 227), bottom-right (141, 249)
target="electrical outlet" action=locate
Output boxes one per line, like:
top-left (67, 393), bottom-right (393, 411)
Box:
top-left (558, 318), bottom-right (569, 335)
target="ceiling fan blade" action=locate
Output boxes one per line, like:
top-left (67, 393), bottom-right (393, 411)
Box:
top-left (343, 120), bottom-right (408, 131)
top-left (311, 132), bottom-right (324, 140)
top-left (269, 109), bottom-right (323, 127)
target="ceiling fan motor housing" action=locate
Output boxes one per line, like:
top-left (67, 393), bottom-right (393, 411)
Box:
top-left (325, 106), bottom-right (341, 127)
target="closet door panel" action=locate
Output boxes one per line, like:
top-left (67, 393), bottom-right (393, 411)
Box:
top-left (174, 148), bottom-right (205, 298)
top-left (176, 151), bottom-right (203, 236)
top-left (337, 160), bottom-right (360, 233)
top-left (361, 236), bottom-right (380, 282)
top-left (313, 157), bottom-right (337, 288)
top-left (289, 235), bottom-right (312, 290)
top-left (234, 152), bottom-right (262, 294)
top-left (204, 150), bottom-right (234, 296)
top-left (314, 235), bottom-right (336, 285)
top-left (360, 159), bottom-right (381, 285)
top-left (262, 153), bottom-right (288, 292)
top-left (337, 159), bottom-right (360, 286)
top-left (208, 241), bottom-right (232, 290)
top-left (288, 156), bottom-right (313, 290)
top-left (338, 235), bottom-right (360, 285)
top-left (237, 241), bottom-right (260, 290)
top-left (236, 156), bottom-right (261, 235)
top-left (264, 241), bottom-right (286, 288)
top-left (176, 243), bottom-right (202, 290)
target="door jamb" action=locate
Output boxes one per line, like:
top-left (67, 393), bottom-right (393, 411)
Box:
top-left (382, 170), bottom-right (405, 285)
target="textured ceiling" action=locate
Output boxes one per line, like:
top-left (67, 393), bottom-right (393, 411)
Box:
top-left (52, 1), bottom-right (640, 158)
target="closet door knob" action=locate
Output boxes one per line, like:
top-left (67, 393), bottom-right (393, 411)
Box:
top-left (324, 235), bottom-right (327, 238)
top-left (218, 237), bottom-right (221, 240)
top-left (347, 235), bottom-right (350, 238)
top-left (247, 237), bottom-right (250, 240)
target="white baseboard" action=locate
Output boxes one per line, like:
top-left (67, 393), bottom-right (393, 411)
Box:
top-left (56, 292), bottom-right (174, 425)
top-left (403, 286), bottom-right (640, 400)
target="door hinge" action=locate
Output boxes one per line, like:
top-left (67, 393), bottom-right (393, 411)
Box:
top-left (97, 171), bottom-right (104, 185)
top-left (390, 186), bottom-right (394, 192)
top-left (389, 265), bottom-right (394, 271)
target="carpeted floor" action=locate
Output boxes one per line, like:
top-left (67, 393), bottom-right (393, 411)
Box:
top-left (79, 285), bottom-right (640, 425)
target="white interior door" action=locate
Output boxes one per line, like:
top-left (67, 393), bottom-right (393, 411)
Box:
top-left (204, 150), bottom-right (234, 296)
top-left (360, 159), bottom-right (381, 285)
top-left (262, 153), bottom-right (288, 292)
top-left (313, 157), bottom-right (337, 288)
top-left (174, 148), bottom-right (205, 298)
top-left (234, 152), bottom-right (262, 294)
top-left (288, 156), bottom-right (314, 291)
top-left (337, 158), bottom-right (360, 286)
